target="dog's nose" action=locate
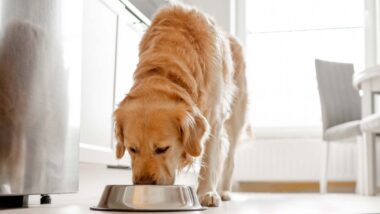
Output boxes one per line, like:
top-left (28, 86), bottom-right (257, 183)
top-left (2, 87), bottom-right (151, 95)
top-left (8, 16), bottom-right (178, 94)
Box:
top-left (134, 175), bottom-right (157, 185)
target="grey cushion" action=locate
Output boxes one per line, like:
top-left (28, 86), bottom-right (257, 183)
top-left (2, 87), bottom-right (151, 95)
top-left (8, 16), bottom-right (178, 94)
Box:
top-left (324, 120), bottom-right (361, 141)
top-left (361, 114), bottom-right (380, 133)
top-left (315, 59), bottom-right (362, 141)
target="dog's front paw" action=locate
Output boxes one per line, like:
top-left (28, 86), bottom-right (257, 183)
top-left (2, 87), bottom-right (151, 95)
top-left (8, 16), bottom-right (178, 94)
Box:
top-left (220, 191), bottom-right (231, 201)
top-left (199, 192), bottom-right (221, 207)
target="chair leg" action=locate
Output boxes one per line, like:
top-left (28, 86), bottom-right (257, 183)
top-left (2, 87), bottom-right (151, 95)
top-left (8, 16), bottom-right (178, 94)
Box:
top-left (356, 136), bottom-right (364, 195)
top-left (320, 141), bottom-right (329, 193)
top-left (362, 132), bottom-right (377, 196)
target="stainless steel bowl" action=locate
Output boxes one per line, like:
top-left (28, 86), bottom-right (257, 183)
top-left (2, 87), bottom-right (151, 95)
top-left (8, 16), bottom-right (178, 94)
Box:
top-left (90, 185), bottom-right (206, 212)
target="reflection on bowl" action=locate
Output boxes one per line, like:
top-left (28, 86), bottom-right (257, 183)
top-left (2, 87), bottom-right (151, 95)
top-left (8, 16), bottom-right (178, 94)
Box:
top-left (90, 185), bottom-right (206, 212)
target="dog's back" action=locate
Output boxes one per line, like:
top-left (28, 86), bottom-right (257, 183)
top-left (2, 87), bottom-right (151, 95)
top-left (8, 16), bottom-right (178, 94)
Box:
top-left (135, 4), bottom-right (238, 119)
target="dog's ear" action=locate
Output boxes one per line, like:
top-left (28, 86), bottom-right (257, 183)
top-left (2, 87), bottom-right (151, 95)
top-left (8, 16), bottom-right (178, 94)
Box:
top-left (114, 111), bottom-right (126, 159)
top-left (178, 108), bottom-right (210, 157)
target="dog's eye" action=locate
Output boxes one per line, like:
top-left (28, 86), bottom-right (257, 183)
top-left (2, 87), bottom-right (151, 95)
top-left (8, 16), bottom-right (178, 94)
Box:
top-left (155, 146), bottom-right (170, 155)
top-left (129, 147), bottom-right (138, 154)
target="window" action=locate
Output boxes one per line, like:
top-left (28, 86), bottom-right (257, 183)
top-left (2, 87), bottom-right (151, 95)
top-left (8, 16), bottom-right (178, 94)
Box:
top-left (246, 0), bottom-right (365, 133)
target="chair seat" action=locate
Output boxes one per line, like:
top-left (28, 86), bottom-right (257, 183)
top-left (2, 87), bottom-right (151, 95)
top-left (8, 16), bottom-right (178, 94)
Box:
top-left (361, 114), bottom-right (380, 133)
top-left (324, 120), bottom-right (361, 141)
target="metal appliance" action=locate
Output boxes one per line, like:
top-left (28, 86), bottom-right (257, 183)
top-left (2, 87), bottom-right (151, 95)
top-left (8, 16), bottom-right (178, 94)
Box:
top-left (0, 0), bottom-right (82, 207)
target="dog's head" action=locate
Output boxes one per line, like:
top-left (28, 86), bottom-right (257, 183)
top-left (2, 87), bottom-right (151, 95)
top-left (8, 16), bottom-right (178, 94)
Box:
top-left (114, 99), bottom-right (209, 185)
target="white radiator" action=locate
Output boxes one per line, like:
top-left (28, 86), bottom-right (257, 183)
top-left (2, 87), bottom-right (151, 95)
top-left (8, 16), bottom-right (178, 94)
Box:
top-left (233, 138), bottom-right (380, 182)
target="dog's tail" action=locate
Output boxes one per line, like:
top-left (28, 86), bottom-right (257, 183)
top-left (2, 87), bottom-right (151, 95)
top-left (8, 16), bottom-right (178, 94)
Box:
top-left (166, 0), bottom-right (182, 5)
top-left (245, 124), bottom-right (254, 140)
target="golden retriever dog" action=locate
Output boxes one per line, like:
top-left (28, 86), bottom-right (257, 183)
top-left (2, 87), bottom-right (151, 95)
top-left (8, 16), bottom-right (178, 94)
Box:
top-left (114, 3), bottom-right (247, 207)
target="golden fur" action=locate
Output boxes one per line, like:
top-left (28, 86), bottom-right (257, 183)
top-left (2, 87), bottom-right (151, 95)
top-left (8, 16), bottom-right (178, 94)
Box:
top-left (114, 3), bottom-right (247, 207)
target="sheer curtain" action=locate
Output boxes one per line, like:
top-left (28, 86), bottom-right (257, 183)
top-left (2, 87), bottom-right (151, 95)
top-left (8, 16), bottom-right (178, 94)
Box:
top-left (245, 0), bottom-right (365, 137)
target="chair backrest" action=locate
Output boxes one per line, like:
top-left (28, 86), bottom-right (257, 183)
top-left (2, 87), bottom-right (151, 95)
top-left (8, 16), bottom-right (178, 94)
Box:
top-left (315, 59), bottom-right (361, 132)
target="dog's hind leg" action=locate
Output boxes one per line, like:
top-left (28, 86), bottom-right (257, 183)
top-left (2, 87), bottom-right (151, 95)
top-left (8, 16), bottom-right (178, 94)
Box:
top-left (218, 94), bottom-right (247, 201)
top-left (218, 36), bottom-right (248, 201)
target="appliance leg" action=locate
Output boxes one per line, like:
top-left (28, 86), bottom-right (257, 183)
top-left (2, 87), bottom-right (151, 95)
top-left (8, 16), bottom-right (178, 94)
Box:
top-left (40, 194), bottom-right (51, 204)
top-left (0, 195), bottom-right (29, 208)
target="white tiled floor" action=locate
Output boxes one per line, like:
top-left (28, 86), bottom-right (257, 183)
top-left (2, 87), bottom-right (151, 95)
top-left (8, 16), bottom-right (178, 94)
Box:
top-left (2, 193), bottom-right (380, 214)
top-left (1, 163), bottom-right (380, 213)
